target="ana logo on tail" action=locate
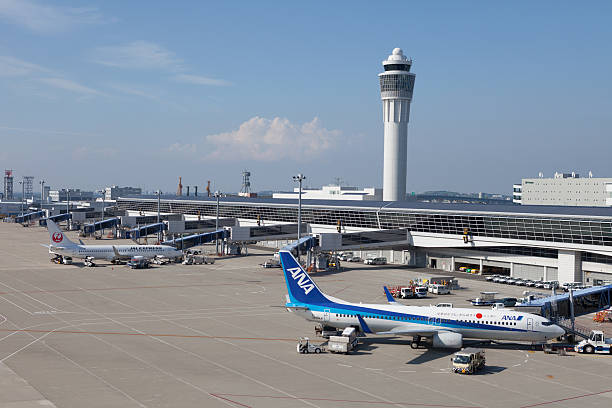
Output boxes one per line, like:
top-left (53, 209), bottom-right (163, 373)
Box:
top-left (288, 267), bottom-right (315, 295)
top-left (52, 232), bottom-right (63, 243)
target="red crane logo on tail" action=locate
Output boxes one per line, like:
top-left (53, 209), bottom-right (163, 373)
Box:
top-left (52, 232), bottom-right (63, 243)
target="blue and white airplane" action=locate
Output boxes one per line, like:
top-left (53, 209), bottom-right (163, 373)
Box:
top-left (279, 250), bottom-right (565, 349)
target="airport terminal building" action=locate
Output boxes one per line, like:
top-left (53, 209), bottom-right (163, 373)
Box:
top-left (117, 197), bottom-right (612, 285)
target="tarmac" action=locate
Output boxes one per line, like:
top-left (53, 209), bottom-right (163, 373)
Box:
top-left (0, 222), bottom-right (611, 408)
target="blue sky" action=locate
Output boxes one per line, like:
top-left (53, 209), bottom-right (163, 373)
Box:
top-left (0, 1), bottom-right (611, 195)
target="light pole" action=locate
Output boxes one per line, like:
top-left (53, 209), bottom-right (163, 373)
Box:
top-left (214, 191), bottom-right (221, 254)
top-left (39, 180), bottom-right (45, 202)
top-left (156, 190), bottom-right (162, 242)
top-left (18, 180), bottom-right (24, 216)
top-left (292, 173), bottom-right (306, 261)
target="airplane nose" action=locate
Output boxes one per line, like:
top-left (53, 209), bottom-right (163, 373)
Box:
top-left (554, 325), bottom-right (565, 337)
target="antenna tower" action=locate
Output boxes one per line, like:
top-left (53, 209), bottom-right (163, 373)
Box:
top-left (240, 170), bottom-right (251, 195)
top-left (23, 176), bottom-right (34, 199)
top-left (3, 170), bottom-right (14, 200)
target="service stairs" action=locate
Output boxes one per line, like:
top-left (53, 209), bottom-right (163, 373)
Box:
top-left (552, 317), bottom-right (591, 340)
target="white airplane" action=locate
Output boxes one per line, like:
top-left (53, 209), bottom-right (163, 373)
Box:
top-left (44, 220), bottom-right (183, 263)
top-left (279, 250), bottom-right (565, 349)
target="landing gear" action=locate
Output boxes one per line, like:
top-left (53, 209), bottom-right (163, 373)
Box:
top-left (411, 336), bottom-right (421, 349)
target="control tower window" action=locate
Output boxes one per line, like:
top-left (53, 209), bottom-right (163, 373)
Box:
top-left (384, 64), bottom-right (410, 72)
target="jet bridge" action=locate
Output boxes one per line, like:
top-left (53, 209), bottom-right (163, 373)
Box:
top-left (83, 218), bottom-right (120, 235)
top-left (126, 222), bottom-right (167, 239)
top-left (229, 223), bottom-right (308, 242)
top-left (15, 210), bottom-right (45, 223)
top-left (282, 236), bottom-right (318, 254)
top-left (163, 229), bottom-right (228, 250)
top-left (39, 213), bottom-right (72, 226)
top-left (318, 229), bottom-right (410, 251)
top-left (515, 284), bottom-right (612, 320)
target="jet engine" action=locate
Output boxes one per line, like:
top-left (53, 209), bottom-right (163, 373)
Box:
top-left (432, 331), bottom-right (463, 349)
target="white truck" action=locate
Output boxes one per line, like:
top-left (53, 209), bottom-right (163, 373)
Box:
top-left (297, 337), bottom-right (324, 354)
top-left (429, 284), bottom-right (451, 295)
top-left (182, 254), bottom-right (215, 265)
top-left (327, 327), bottom-right (358, 354)
top-left (574, 330), bottom-right (612, 354)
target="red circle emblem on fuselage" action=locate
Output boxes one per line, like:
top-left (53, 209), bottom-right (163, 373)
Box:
top-left (476, 313), bottom-right (483, 319)
top-left (52, 232), bottom-right (63, 243)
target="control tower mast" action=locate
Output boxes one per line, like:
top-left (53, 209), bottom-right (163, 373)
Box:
top-left (379, 48), bottom-right (415, 201)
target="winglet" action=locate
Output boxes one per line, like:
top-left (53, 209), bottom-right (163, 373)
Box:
top-left (383, 286), bottom-right (397, 304)
top-left (356, 314), bottom-right (372, 334)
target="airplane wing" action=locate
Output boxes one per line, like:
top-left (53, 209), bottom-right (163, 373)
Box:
top-left (356, 314), bottom-right (442, 337)
top-left (383, 286), bottom-right (397, 304)
top-left (375, 327), bottom-right (440, 336)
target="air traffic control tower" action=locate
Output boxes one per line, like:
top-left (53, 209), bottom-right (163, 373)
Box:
top-left (379, 48), bottom-right (415, 201)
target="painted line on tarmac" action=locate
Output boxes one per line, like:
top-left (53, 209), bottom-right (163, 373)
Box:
top-left (0, 329), bottom-right (294, 342)
top-left (0, 282), bottom-right (254, 296)
top-left (210, 393), bottom-right (482, 408)
top-left (519, 388), bottom-right (612, 408)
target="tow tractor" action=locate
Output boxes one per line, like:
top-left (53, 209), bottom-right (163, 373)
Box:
top-left (575, 330), bottom-right (612, 354)
top-left (297, 337), bottom-right (324, 354)
top-left (84, 256), bottom-right (96, 267)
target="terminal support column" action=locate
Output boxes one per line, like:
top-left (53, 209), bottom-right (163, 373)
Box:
top-left (557, 250), bottom-right (583, 284)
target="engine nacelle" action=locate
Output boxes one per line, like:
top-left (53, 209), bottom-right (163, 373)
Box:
top-left (432, 331), bottom-right (463, 349)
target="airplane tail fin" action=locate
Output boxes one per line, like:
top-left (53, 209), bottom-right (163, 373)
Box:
top-left (47, 220), bottom-right (77, 247)
top-left (279, 250), bottom-right (329, 305)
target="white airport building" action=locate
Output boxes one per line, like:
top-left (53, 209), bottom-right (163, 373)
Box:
top-left (273, 185), bottom-right (382, 201)
top-left (514, 172), bottom-right (612, 207)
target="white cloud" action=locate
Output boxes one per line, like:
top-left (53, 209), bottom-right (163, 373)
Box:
top-left (174, 74), bottom-right (232, 87)
top-left (72, 146), bottom-right (118, 160)
top-left (91, 41), bottom-right (182, 70)
top-left (169, 116), bottom-right (340, 162)
top-left (0, 0), bottom-right (107, 33)
top-left (37, 77), bottom-right (105, 96)
top-left (0, 55), bottom-right (49, 76)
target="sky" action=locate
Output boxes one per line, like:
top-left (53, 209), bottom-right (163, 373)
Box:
top-left (0, 0), bottom-right (611, 195)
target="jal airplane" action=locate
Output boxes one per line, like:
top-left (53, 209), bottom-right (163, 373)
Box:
top-left (279, 250), bottom-right (565, 349)
top-left (44, 219), bottom-right (183, 262)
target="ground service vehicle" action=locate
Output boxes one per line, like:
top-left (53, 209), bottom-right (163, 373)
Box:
top-left (452, 348), bottom-right (486, 374)
top-left (127, 256), bottom-right (150, 269)
top-left (297, 337), bottom-right (324, 354)
top-left (327, 327), bottom-right (358, 354)
top-left (574, 330), bottom-right (612, 354)
top-left (83, 257), bottom-right (96, 267)
top-left (429, 284), bottom-right (450, 295)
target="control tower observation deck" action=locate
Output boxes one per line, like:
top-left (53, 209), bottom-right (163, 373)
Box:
top-left (379, 48), bottom-right (416, 201)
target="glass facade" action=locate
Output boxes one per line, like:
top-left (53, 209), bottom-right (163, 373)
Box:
top-left (379, 74), bottom-right (415, 94)
top-left (117, 199), bottom-right (612, 248)
top-left (384, 64), bottom-right (410, 72)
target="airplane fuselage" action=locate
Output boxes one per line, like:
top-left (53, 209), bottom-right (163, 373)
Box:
top-left (51, 244), bottom-right (182, 261)
top-left (289, 300), bottom-right (563, 343)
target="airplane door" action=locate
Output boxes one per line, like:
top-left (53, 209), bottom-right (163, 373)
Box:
top-left (527, 318), bottom-right (533, 331)
top-left (323, 309), bottom-right (330, 322)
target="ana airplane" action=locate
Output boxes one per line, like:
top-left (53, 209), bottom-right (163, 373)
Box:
top-left (279, 250), bottom-right (565, 349)
top-left (44, 220), bottom-right (183, 263)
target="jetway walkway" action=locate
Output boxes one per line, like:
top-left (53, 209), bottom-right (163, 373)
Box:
top-left (515, 284), bottom-right (612, 320)
top-left (163, 229), bottom-right (227, 250)
top-left (126, 223), bottom-right (167, 239)
top-left (39, 213), bottom-right (71, 226)
top-left (15, 210), bottom-right (45, 224)
top-left (83, 218), bottom-right (120, 235)
top-left (282, 236), bottom-right (318, 254)
top-left (318, 229), bottom-right (410, 251)
top-left (229, 223), bottom-right (308, 242)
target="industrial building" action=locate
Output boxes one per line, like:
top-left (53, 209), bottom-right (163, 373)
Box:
top-left (117, 196), bottom-right (612, 285)
top-left (514, 172), bottom-right (612, 207)
top-left (273, 185), bottom-right (382, 201)
top-left (104, 185), bottom-right (142, 200)
top-left (48, 189), bottom-right (94, 202)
